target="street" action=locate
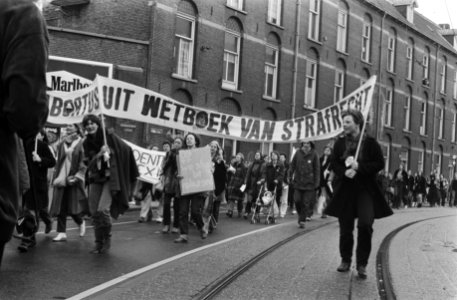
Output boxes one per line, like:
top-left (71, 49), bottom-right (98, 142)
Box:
top-left (1, 207), bottom-right (456, 299)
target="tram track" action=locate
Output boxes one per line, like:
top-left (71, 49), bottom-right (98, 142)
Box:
top-left (195, 214), bottom-right (456, 300)
top-left (375, 214), bottom-right (455, 300)
top-left (193, 221), bottom-right (337, 300)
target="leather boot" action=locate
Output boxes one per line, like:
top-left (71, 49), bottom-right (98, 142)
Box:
top-left (90, 226), bottom-right (104, 254)
top-left (100, 225), bottom-right (112, 253)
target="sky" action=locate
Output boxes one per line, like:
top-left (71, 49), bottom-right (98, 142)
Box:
top-left (415, 0), bottom-right (457, 28)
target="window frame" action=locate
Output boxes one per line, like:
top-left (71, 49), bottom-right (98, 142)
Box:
top-left (387, 34), bottom-right (396, 72)
top-left (440, 62), bottom-right (446, 94)
top-left (308, 0), bottom-right (321, 41)
top-left (267, 0), bottom-right (282, 26)
top-left (384, 85), bottom-right (393, 126)
top-left (333, 68), bottom-right (345, 103)
top-left (420, 101), bottom-right (427, 135)
top-left (304, 59), bottom-right (317, 107)
top-left (406, 46), bottom-right (413, 80)
top-left (404, 92), bottom-right (411, 131)
top-left (227, 0), bottom-right (243, 11)
top-left (174, 12), bottom-right (196, 79)
top-left (264, 43), bottom-right (279, 99)
top-left (438, 104), bottom-right (444, 139)
top-left (336, 8), bottom-right (348, 53)
top-left (361, 18), bottom-right (372, 63)
top-left (222, 30), bottom-right (241, 90)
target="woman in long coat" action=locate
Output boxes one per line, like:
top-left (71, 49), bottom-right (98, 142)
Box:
top-left (243, 151), bottom-right (263, 218)
top-left (50, 124), bottom-right (87, 241)
top-left (19, 129), bottom-right (56, 252)
top-left (226, 152), bottom-right (247, 218)
top-left (261, 151), bottom-right (284, 218)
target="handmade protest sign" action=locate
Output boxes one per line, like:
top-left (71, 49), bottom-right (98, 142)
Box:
top-left (176, 146), bottom-right (214, 196)
top-left (46, 74), bottom-right (376, 143)
top-left (123, 140), bottom-right (166, 184)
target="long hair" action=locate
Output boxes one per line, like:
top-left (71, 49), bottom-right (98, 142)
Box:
top-left (209, 140), bottom-right (224, 163)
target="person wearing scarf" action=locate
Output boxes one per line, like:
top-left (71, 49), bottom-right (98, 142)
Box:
top-left (50, 124), bottom-right (87, 242)
top-left (324, 109), bottom-right (393, 279)
top-left (82, 114), bottom-right (138, 254)
top-left (243, 151), bottom-right (264, 219)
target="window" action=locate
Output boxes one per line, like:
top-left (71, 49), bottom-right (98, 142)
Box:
top-left (334, 65), bottom-right (345, 103)
top-left (420, 100), bottom-right (427, 135)
top-left (406, 39), bottom-right (414, 80)
top-left (383, 82), bottom-right (393, 126)
top-left (304, 59), bottom-right (317, 107)
top-left (222, 19), bottom-right (242, 90)
top-left (387, 29), bottom-right (396, 72)
top-left (440, 57), bottom-right (447, 94)
top-left (268, 0), bottom-right (282, 25)
top-left (174, 9), bottom-right (196, 79)
top-left (336, 2), bottom-right (348, 53)
top-left (264, 44), bottom-right (279, 98)
top-left (404, 89), bottom-right (411, 131)
top-left (227, 0), bottom-right (243, 10)
top-left (308, 0), bottom-right (321, 41)
top-left (452, 108), bottom-right (457, 142)
top-left (361, 15), bottom-right (372, 62)
top-left (453, 70), bottom-right (457, 99)
top-left (423, 48), bottom-right (430, 81)
top-left (438, 102), bottom-right (444, 139)
top-left (418, 147), bottom-right (424, 173)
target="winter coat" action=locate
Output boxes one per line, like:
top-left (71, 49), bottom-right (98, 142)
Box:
top-left (213, 159), bottom-right (227, 197)
top-left (227, 162), bottom-right (247, 203)
top-left (0, 0), bottom-right (49, 243)
top-left (23, 138), bottom-right (56, 211)
top-left (162, 149), bottom-right (180, 196)
top-left (289, 149), bottom-right (320, 191)
top-left (50, 138), bottom-right (87, 216)
top-left (324, 135), bottom-right (393, 219)
top-left (244, 160), bottom-right (264, 198)
top-left (261, 161), bottom-right (284, 198)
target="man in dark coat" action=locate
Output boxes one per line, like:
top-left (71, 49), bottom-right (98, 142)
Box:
top-left (0, 0), bottom-right (49, 267)
top-left (324, 109), bottom-right (393, 279)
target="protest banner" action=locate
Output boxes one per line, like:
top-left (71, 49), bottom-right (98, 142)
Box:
top-left (176, 147), bottom-right (214, 196)
top-left (123, 140), bottom-right (166, 184)
top-left (46, 74), bottom-right (376, 143)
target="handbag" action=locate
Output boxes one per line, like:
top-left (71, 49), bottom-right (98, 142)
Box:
top-left (53, 162), bottom-right (68, 187)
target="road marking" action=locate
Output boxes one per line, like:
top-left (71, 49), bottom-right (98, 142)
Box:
top-left (67, 221), bottom-right (291, 300)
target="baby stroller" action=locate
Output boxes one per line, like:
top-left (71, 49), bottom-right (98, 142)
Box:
top-left (251, 184), bottom-right (276, 225)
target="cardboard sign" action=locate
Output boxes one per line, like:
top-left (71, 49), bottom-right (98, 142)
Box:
top-left (177, 147), bottom-right (214, 196)
top-left (123, 140), bottom-right (166, 184)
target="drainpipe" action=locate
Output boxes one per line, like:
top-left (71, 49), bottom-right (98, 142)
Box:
top-left (431, 43), bottom-right (440, 173)
top-left (290, 0), bottom-right (301, 158)
top-left (375, 12), bottom-right (386, 142)
top-left (143, 0), bottom-right (155, 145)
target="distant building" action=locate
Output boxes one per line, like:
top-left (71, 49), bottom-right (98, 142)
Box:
top-left (44, 0), bottom-right (457, 176)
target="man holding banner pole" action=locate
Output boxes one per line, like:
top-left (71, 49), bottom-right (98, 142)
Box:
top-left (324, 109), bottom-right (393, 279)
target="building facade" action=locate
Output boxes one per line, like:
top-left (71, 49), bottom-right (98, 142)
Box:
top-left (44, 0), bottom-right (457, 177)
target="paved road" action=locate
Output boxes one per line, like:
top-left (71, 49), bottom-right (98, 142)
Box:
top-left (0, 207), bottom-right (455, 300)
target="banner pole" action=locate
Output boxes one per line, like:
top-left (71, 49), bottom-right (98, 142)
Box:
top-left (100, 113), bottom-right (110, 167)
top-left (354, 114), bottom-right (368, 161)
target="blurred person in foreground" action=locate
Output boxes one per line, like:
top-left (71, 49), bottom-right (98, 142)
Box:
top-left (324, 109), bottom-right (393, 279)
top-left (0, 0), bottom-right (49, 267)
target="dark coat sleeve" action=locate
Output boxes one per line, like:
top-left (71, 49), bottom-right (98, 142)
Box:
top-left (1, 1), bottom-right (49, 140)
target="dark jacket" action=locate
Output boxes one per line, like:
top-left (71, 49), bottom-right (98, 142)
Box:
top-left (261, 161), bottom-right (285, 193)
top-left (324, 135), bottom-right (393, 219)
top-left (162, 149), bottom-right (180, 196)
top-left (289, 149), bottom-right (320, 191)
top-left (213, 159), bottom-right (227, 197)
top-left (0, 0), bottom-right (49, 243)
top-left (84, 130), bottom-right (139, 219)
top-left (244, 159), bottom-right (264, 198)
top-left (227, 162), bottom-right (247, 203)
top-left (23, 138), bottom-right (56, 210)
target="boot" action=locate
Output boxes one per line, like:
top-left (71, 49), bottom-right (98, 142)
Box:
top-left (100, 225), bottom-right (112, 253)
top-left (90, 226), bottom-right (104, 254)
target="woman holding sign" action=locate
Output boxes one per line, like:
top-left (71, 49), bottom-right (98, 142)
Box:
top-left (174, 133), bottom-right (207, 243)
top-left (82, 114), bottom-right (138, 254)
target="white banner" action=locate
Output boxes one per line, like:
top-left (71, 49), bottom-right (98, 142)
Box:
top-left (123, 140), bottom-right (166, 184)
top-left (46, 75), bottom-right (376, 143)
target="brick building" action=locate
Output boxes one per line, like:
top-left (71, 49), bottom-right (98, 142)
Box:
top-left (44, 0), bottom-right (457, 177)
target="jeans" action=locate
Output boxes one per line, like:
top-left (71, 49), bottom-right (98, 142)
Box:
top-left (179, 193), bottom-right (204, 235)
top-left (294, 189), bottom-right (316, 222)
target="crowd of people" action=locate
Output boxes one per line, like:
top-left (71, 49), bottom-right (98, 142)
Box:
top-left (377, 165), bottom-right (457, 209)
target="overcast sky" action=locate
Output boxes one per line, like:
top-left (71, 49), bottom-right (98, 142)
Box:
top-left (416, 0), bottom-right (457, 28)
